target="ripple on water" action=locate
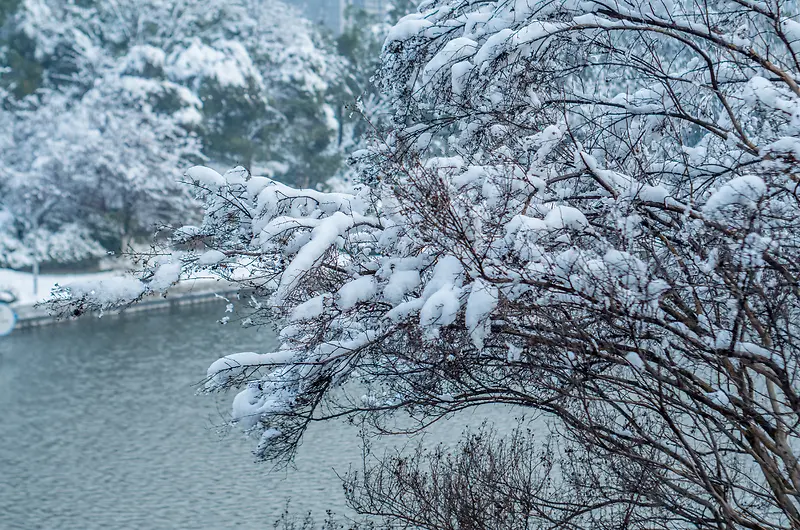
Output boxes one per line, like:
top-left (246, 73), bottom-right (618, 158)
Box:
top-left (0, 303), bottom-right (515, 529)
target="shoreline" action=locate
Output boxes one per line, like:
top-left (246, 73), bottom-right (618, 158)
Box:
top-left (9, 278), bottom-right (239, 331)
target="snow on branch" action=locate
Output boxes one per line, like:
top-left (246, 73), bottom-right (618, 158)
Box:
top-left (45, 0), bottom-right (800, 525)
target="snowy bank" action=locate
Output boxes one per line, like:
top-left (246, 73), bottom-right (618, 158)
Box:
top-left (0, 269), bottom-right (237, 330)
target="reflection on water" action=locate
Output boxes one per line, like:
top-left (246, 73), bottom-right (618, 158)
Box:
top-left (0, 303), bottom-right (513, 529)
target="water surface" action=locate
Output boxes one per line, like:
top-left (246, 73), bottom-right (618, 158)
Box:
top-left (0, 303), bottom-right (505, 529)
top-left (0, 304), bottom-right (361, 529)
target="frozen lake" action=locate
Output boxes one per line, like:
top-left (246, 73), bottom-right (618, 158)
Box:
top-left (0, 302), bottom-right (510, 529)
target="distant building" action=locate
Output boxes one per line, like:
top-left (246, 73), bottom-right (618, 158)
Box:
top-left (285, 0), bottom-right (386, 34)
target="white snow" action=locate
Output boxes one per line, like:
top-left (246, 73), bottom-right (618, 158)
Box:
top-left (386, 298), bottom-right (425, 322)
top-left (66, 276), bottom-right (147, 306)
top-left (782, 18), bottom-right (800, 53)
top-left (465, 278), bottom-right (498, 350)
top-left (197, 250), bottom-right (227, 266)
top-left (290, 295), bottom-right (326, 321)
top-left (385, 15), bottom-right (433, 43)
top-left (186, 166), bottom-right (226, 189)
top-left (422, 37), bottom-right (478, 83)
top-left (419, 284), bottom-right (462, 333)
top-left (383, 269), bottom-right (421, 303)
top-left (206, 351), bottom-right (296, 390)
top-left (703, 175), bottom-right (767, 212)
top-left (273, 212), bottom-right (358, 302)
top-left (337, 276), bottom-right (378, 310)
top-left (150, 262), bottom-right (182, 291)
top-left (544, 205), bottom-right (589, 231)
top-left (421, 256), bottom-right (464, 299)
top-left (169, 39), bottom-right (260, 88)
top-left (231, 380), bottom-right (294, 430)
top-left (507, 342), bottom-right (523, 362)
top-left (474, 28), bottom-right (513, 66)
top-left (0, 268), bottom-right (122, 306)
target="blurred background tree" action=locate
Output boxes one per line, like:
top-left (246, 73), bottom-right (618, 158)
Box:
top-left (0, 0), bottom-right (414, 268)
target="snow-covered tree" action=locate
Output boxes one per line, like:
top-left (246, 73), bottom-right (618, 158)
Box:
top-left (0, 59), bottom-right (200, 265)
top-left (56, 0), bottom-right (800, 527)
top-left (1, 0), bottom-right (350, 267)
top-left (6, 0), bottom-right (344, 185)
top-left (326, 0), bottom-right (422, 190)
top-left (0, 92), bottom-right (101, 268)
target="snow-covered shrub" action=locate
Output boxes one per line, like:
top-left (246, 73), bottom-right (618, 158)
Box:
top-left (57, 0), bottom-right (800, 527)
